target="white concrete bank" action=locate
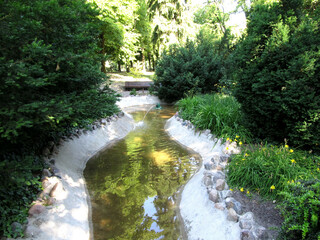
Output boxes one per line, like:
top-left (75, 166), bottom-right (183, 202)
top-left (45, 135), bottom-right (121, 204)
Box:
top-left (165, 117), bottom-right (241, 240)
top-left (21, 96), bottom-right (161, 240)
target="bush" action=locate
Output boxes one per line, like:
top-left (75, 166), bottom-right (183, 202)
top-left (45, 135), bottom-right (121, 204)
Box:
top-left (0, 155), bottom-right (43, 238)
top-left (154, 40), bottom-right (222, 103)
top-left (230, 0), bottom-right (320, 152)
top-left (227, 144), bottom-right (319, 200)
top-left (177, 94), bottom-right (250, 141)
top-left (278, 180), bottom-right (320, 240)
top-left (0, 0), bottom-right (120, 237)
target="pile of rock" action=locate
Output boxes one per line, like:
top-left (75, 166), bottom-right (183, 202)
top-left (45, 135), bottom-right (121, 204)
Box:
top-left (174, 113), bottom-right (269, 240)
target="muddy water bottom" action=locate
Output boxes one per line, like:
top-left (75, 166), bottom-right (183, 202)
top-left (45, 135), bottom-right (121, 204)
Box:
top-left (84, 106), bottom-right (200, 240)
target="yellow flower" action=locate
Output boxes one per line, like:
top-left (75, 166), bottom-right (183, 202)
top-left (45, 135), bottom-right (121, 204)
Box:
top-left (247, 190), bottom-right (250, 194)
top-left (287, 180), bottom-right (290, 184)
top-left (236, 135), bottom-right (240, 138)
top-left (289, 149), bottom-right (294, 153)
top-left (291, 180), bottom-right (294, 183)
top-left (226, 138), bottom-right (230, 141)
top-left (230, 189), bottom-right (233, 191)
top-left (291, 159), bottom-right (296, 164)
top-left (317, 168), bottom-right (320, 172)
top-left (240, 187), bottom-right (244, 192)
top-left (226, 147), bottom-right (229, 150)
top-left (270, 185), bottom-right (275, 190)
top-left (285, 145), bottom-right (289, 148)
top-left (242, 158), bottom-right (245, 161)
top-left (245, 153), bottom-right (249, 157)
top-left (239, 141), bottom-right (243, 145)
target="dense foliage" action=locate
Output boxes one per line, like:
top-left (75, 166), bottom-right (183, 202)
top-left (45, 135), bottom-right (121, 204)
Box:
top-left (178, 94), bottom-right (250, 140)
top-left (230, 0), bottom-right (320, 151)
top-left (0, 0), bottom-right (119, 237)
top-left (154, 41), bottom-right (222, 102)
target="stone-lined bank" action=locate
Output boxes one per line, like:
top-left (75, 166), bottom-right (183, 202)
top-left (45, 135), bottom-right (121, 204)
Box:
top-left (165, 114), bottom-right (269, 240)
top-left (17, 96), bottom-right (161, 240)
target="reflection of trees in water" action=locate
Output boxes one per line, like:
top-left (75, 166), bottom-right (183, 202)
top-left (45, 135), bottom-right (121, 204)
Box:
top-left (85, 108), bottom-right (198, 240)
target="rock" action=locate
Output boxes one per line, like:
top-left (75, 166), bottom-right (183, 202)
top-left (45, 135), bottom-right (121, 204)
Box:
top-left (49, 158), bottom-right (55, 165)
top-left (41, 178), bottom-right (50, 189)
top-left (225, 197), bottom-right (242, 214)
top-left (204, 162), bottom-right (214, 170)
top-left (209, 189), bottom-right (220, 203)
top-left (24, 225), bottom-right (41, 238)
top-left (203, 175), bottom-right (213, 187)
top-left (241, 229), bottom-right (256, 240)
top-left (101, 119), bottom-right (107, 125)
top-left (211, 171), bottom-right (225, 182)
top-left (239, 212), bottom-right (255, 230)
top-left (51, 144), bottom-right (59, 154)
top-left (42, 148), bottom-right (50, 157)
top-left (220, 190), bottom-right (233, 199)
top-left (46, 197), bottom-right (56, 206)
top-left (220, 154), bottom-right (229, 162)
top-left (49, 165), bottom-right (60, 175)
top-left (28, 204), bottom-right (46, 217)
top-left (216, 165), bottom-right (224, 171)
top-left (215, 179), bottom-right (225, 191)
top-left (211, 155), bottom-right (220, 163)
top-left (252, 226), bottom-right (268, 240)
top-left (42, 169), bottom-right (51, 178)
top-left (227, 208), bottom-right (238, 222)
top-left (11, 222), bottom-right (23, 235)
top-left (204, 129), bottom-right (211, 135)
top-left (214, 203), bottom-right (225, 211)
top-left (49, 182), bottom-right (64, 198)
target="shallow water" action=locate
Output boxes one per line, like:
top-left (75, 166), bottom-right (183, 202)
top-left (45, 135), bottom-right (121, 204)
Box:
top-left (84, 106), bottom-right (200, 240)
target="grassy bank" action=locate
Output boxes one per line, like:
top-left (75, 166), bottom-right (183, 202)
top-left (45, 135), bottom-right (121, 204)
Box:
top-left (177, 93), bottom-right (320, 239)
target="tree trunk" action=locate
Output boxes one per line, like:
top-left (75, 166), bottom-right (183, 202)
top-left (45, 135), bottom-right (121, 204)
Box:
top-left (141, 48), bottom-right (146, 72)
top-left (148, 53), bottom-right (151, 71)
top-left (100, 33), bottom-right (106, 73)
top-left (118, 61), bottom-right (121, 72)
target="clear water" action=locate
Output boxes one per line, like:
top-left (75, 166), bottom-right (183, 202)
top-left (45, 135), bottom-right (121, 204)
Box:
top-left (84, 106), bottom-right (200, 240)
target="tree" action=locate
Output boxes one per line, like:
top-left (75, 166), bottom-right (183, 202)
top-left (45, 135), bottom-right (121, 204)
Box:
top-left (231, 0), bottom-right (320, 151)
top-left (0, 0), bottom-right (119, 236)
top-left (135, 0), bottom-right (152, 71)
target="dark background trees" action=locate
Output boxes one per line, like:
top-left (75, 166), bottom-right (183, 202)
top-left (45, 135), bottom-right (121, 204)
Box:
top-left (0, 0), bottom-right (119, 236)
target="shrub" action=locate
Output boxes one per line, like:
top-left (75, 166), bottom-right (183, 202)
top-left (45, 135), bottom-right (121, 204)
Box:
top-left (154, 40), bottom-right (222, 103)
top-left (0, 155), bottom-right (43, 238)
top-left (227, 144), bottom-right (319, 200)
top-left (230, 0), bottom-right (320, 152)
top-left (130, 88), bottom-right (137, 96)
top-left (278, 180), bottom-right (320, 240)
top-left (177, 94), bottom-right (250, 141)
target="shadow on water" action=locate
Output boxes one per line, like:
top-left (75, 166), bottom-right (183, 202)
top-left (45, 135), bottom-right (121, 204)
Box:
top-left (84, 106), bottom-right (200, 240)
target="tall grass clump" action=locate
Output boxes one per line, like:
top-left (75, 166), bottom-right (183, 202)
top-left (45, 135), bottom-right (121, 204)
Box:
top-left (177, 94), bottom-right (251, 141)
top-left (227, 144), bottom-right (320, 200)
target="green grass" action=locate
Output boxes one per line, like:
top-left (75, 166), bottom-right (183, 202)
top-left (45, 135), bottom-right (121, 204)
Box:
top-left (177, 93), bottom-right (251, 142)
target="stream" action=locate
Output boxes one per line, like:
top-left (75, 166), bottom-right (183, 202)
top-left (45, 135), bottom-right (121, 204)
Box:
top-left (84, 105), bottom-right (201, 240)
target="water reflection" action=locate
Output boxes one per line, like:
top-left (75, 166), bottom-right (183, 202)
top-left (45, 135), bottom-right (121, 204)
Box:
top-left (84, 106), bottom-right (200, 240)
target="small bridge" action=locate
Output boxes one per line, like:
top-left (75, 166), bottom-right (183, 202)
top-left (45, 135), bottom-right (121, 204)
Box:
top-left (124, 81), bottom-right (152, 91)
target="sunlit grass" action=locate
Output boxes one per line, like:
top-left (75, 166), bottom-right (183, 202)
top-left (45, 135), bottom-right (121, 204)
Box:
top-left (177, 93), bottom-right (251, 142)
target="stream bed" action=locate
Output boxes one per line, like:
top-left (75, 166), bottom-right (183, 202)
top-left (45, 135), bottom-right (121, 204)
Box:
top-left (84, 106), bottom-right (201, 240)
